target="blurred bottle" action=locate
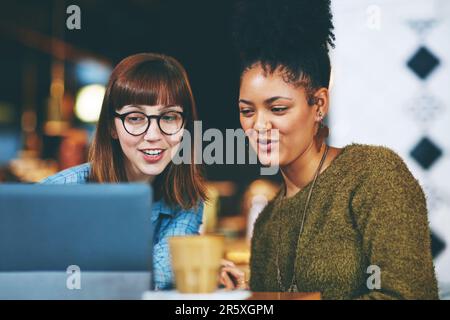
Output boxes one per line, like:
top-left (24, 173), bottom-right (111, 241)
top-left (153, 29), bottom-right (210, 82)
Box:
top-left (59, 128), bottom-right (88, 170)
top-left (242, 179), bottom-right (279, 243)
top-left (247, 194), bottom-right (269, 242)
top-left (200, 183), bottom-right (220, 234)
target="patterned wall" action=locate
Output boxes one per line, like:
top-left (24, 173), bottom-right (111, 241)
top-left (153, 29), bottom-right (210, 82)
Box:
top-left (330, 0), bottom-right (450, 297)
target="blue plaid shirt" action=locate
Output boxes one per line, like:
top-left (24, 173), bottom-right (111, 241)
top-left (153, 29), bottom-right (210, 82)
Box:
top-left (40, 163), bottom-right (204, 290)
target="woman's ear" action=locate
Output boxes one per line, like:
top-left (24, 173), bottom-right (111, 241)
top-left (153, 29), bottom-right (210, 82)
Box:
top-left (313, 88), bottom-right (330, 151)
top-left (313, 88), bottom-right (329, 121)
top-left (111, 126), bottom-right (118, 139)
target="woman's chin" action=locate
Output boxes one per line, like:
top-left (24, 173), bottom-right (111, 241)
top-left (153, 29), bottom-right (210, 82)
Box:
top-left (258, 154), bottom-right (281, 167)
top-left (136, 162), bottom-right (167, 178)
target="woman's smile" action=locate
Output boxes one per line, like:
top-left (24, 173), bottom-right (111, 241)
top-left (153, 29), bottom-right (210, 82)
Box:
top-left (140, 148), bottom-right (166, 163)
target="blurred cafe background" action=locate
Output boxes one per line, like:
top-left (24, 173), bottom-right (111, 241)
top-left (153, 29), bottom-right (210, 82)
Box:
top-left (0, 0), bottom-right (449, 296)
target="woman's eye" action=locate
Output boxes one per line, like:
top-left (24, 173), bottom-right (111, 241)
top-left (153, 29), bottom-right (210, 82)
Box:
top-left (161, 112), bottom-right (182, 122)
top-left (126, 116), bottom-right (145, 123)
top-left (240, 109), bottom-right (254, 116)
top-left (161, 115), bottom-right (176, 121)
top-left (271, 106), bottom-right (287, 113)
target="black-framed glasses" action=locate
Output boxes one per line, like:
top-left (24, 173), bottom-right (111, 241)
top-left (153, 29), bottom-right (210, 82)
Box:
top-left (114, 111), bottom-right (185, 136)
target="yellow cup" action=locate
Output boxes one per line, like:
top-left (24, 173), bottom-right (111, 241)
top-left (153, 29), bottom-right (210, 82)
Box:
top-left (169, 235), bottom-right (224, 293)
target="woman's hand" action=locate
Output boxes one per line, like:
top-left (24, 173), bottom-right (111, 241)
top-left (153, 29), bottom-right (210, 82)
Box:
top-left (219, 259), bottom-right (248, 290)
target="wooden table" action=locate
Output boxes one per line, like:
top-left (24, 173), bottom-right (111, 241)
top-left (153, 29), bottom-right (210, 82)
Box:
top-left (248, 292), bottom-right (321, 300)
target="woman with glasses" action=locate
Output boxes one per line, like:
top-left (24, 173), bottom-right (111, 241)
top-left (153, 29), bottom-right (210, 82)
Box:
top-left (232, 0), bottom-right (438, 299)
top-left (40, 53), bottom-right (243, 290)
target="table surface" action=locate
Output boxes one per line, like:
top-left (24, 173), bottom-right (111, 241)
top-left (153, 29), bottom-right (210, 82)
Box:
top-left (248, 292), bottom-right (321, 300)
top-left (142, 290), bottom-right (321, 300)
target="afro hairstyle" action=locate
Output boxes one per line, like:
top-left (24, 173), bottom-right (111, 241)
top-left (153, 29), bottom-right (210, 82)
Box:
top-left (232, 0), bottom-right (336, 101)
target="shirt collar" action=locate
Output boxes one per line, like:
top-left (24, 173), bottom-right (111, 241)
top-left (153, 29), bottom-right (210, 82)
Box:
top-left (151, 199), bottom-right (176, 223)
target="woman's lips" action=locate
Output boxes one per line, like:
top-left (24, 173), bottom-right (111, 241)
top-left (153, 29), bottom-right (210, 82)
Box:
top-left (140, 149), bottom-right (165, 163)
top-left (257, 140), bottom-right (278, 153)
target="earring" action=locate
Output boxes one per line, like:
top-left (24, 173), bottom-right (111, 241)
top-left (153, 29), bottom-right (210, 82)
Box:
top-left (318, 119), bottom-right (329, 137)
top-left (316, 112), bottom-right (329, 139)
top-left (315, 115), bottom-right (329, 152)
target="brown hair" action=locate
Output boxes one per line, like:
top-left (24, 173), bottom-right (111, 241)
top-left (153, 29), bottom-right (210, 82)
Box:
top-left (88, 53), bottom-right (207, 209)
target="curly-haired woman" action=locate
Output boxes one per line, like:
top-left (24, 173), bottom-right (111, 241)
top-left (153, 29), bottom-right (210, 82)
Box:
top-left (233, 0), bottom-right (439, 299)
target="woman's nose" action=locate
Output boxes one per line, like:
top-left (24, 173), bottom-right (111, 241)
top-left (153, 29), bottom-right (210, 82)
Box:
top-left (143, 119), bottom-right (162, 141)
top-left (254, 113), bottom-right (272, 131)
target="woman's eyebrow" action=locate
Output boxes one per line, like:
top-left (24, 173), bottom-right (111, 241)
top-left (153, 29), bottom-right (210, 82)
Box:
top-left (159, 104), bottom-right (182, 111)
top-left (121, 104), bottom-right (182, 112)
top-left (239, 97), bottom-right (292, 106)
top-left (121, 104), bottom-right (144, 111)
top-left (238, 99), bottom-right (254, 106)
top-left (264, 96), bottom-right (292, 105)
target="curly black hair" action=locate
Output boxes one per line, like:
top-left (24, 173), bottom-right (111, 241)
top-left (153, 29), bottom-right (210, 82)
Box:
top-left (232, 0), bottom-right (335, 101)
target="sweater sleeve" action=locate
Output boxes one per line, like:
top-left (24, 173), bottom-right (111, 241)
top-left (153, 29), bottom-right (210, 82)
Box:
top-left (350, 153), bottom-right (439, 300)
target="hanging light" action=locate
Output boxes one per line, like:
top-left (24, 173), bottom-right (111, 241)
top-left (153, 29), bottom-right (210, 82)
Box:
top-left (74, 84), bottom-right (105, 123)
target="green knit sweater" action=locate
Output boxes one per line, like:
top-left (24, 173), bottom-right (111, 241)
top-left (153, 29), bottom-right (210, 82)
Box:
top-left (250, 144), bottom-right (439, 300)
